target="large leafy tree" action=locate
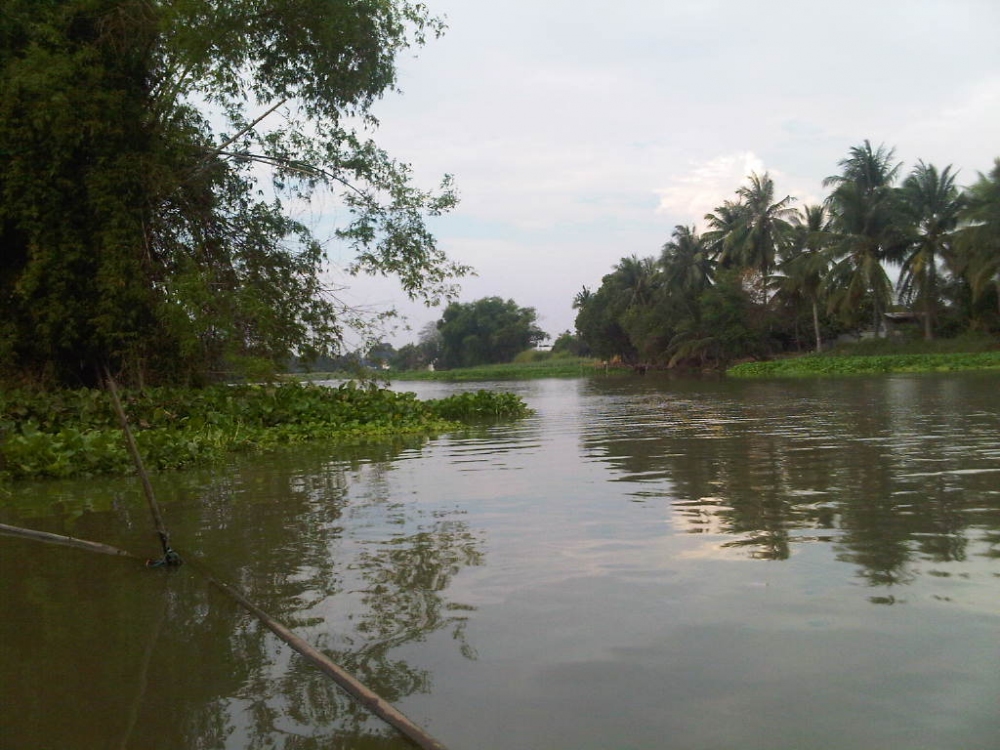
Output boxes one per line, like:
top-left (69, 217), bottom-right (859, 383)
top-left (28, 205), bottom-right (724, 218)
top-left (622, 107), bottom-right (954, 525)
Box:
top-left (573, 280), bottom-right (637, 364)
top-left (0, 0), bottom-right (466, 387)
top-left (436, 297), bottom-right (547, 369)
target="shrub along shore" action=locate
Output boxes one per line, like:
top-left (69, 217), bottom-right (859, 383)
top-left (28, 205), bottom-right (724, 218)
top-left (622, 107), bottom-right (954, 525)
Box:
top-left (0, 382), bottom-right (530, 482)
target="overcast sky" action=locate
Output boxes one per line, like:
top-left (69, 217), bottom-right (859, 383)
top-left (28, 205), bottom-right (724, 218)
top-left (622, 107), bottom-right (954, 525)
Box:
top-left (321, 0), bottom-right (1000, 348)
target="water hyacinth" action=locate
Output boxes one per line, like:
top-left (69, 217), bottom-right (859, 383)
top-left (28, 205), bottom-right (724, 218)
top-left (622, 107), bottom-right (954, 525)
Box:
top-left (0, 383), bottom-right (530, 481)
top-left (727, 350), bottom-right (1000, 377)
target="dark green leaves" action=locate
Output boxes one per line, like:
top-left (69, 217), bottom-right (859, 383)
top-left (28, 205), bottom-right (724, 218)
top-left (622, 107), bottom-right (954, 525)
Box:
top-left (1, 0), bottom-right (464, 387)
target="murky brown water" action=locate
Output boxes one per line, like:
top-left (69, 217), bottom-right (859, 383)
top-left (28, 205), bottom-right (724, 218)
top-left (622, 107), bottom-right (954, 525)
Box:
top-left (2, 372), bottom-right (999, 749)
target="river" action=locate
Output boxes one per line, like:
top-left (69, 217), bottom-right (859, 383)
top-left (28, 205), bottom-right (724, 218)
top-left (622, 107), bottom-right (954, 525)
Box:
top-left (1, 372), bottom-right (999, 749)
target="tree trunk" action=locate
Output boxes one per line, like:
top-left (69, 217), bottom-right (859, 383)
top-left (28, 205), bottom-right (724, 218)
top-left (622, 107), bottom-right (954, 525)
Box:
top-left (923, 264), bottom-right (935, 340)
top-left (812, 301), bottom-right (822, 353)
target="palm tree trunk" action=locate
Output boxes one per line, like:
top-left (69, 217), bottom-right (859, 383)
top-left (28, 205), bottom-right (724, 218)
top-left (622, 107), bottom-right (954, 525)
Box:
top-left (923, 263), bottom-right (935, 340)
top-left (812, 301), bottom-right (822, 352)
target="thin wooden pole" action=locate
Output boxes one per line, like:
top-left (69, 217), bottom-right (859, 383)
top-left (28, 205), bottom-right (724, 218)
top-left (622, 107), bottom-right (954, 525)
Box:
top-left (103, 369), bottom-right (180, 565)
top-left (0, 523), bottom-right (449, 748)
top-left (0, 522), bottom-right (138, 559)
top-left (192, 559), bottom-right (451, 750)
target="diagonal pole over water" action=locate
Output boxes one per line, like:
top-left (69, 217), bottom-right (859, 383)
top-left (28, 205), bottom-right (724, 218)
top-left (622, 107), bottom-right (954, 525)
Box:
top-left (103, 368), bottom-right (180, 566)
top-left (96, 369), bottom-right (450, 749)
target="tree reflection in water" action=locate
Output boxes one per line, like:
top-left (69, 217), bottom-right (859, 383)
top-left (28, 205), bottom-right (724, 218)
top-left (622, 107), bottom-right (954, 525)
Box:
top-left (0, 439), bottom-right (483, 750)
top-left (181, 445), bottom-right (484, 748)
top-left (580, 375), bottom-right (1000, 595)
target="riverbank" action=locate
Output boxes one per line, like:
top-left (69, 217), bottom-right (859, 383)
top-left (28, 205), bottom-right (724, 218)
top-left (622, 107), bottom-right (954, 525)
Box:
top-left (727, 336), bottom-right (1000, 377)
top-left (297, 356), bottom-right (606, 382)
top-left (392, 357), bottom-right (603, 381)
top-left (0, 382), bottom-right (530, 482)
top-left (299, 339), bottom-right (1000, 382)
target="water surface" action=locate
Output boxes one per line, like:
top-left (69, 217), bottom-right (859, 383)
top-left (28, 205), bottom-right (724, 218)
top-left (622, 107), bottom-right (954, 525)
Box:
top-left (2, 373), bottom-right (998, 749)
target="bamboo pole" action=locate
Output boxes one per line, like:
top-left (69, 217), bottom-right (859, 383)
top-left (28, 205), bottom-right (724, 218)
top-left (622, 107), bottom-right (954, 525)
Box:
top-left (193, 559), bottom-right (451, 750)
top-left (0, 523), bottom-right (448, 748)
top-left (5, 372), bottom-right (447, 748)
top-left (103, 369), bottom-right (180, 565)
top-left (0, 522), bottom-right (138, 559)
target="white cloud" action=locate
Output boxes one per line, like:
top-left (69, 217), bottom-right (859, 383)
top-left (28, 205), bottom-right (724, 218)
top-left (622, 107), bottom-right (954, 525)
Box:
top-left (653, 152), bottom-right (767, 228)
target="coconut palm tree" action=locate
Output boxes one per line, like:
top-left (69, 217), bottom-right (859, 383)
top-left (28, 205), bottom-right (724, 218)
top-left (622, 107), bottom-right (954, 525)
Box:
top-left (955, 158), bottom-right (1000, 317)
top-left (823, 141), bottom-right (908, 334)
top-left (896, 161), bottom-right (964, 339)
top-left (615, 254), bottom-right (659, 308)
top-left (660, 224), bottom-right (714, 299)
top-left (774, 204), bottom-right (833, 352)
top-left (733, 172), bottom-right (798, 285)
top-left (703, 199), bottom-right (744, 268)
top-left (703, 173), bottom-right (796, 303)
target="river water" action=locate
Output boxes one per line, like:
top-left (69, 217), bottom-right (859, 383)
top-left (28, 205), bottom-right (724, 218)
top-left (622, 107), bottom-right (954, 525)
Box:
top-left (1, 372), bottom-right (999, 749)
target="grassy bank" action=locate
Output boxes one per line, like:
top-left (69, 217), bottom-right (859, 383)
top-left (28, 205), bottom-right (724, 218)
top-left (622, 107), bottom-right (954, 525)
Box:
top-left (296, 357), bottom-right (606, 382)
top-left (391, 357), bottom-right (603, 381)
top-left (0, 382), bottom-right (531, 481)
top-left (727, 336), bottom-right (1000, 378)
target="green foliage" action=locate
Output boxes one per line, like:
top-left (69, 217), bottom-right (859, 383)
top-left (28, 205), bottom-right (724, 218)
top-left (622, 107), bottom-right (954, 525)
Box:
top-left (550, 330), bottom-right (591, 357)
top-left (391, 358), bottom-right (598, 381)
top-left (956, 159), bottom-right (1000, 325)
top-left (389, 321), bottom-right (441, 371)
top-left (425, 390), bottom-right (532, 421)
top-left (436, 297), bottom-right (547, 369)
top-left (727, 350), bottom-right (1000, 378)
top-left (573, 143), bottom-right (999, 369)
top-left (668, 270), bottom-right (769, 367)
top-left (0, 382), bottom-right (530, 481)
top-left (0, 0), bottom-right (466, 387)
top-left (572, 264), bottom-right (644, 363)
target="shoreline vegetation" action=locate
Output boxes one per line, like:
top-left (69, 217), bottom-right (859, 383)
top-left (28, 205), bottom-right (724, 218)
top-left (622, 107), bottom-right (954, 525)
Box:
top-left (727, 350), bottom-right (1000, 377)
top-left (726, 335), bottom-right (1000, 377)
top-left (0, 383), bottom-right (530, 482)
top-left (298, 335), bottom-right (1000, 382)
top-left (3, 337), bottom-right (997, 484)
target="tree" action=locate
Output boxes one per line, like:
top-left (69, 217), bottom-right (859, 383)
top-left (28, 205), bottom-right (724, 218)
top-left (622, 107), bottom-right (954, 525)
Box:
top-left (667, 270), bottom-right (764, 368)
top-left (660, 225), bottom-right (714, 301)
top-left (956, 159), bottom-right (1000, 320)
top-left (822, 141), bottom-right (908, 333)
top-left (572, 260), bottom-right (654, 364)
top-left (551, 330), bottom-right (590, 357)
top-left (897, 162), bottom-right (964, 339)
top-left (436, 297), bottom-right (547, 369)
top-left (366, 341), bottom-right (396, 369)
top-left (0, 0), bottom-right (467, 387)
top-left (773, 204), bottom-right (833, 352)
top-left (703, 173), bottom-right (796, 302)
top-left (390, 320), bottom-right (442, 370)
top-left (732, 172), bottom-right (797, 294)
top-left (703, 199), bottom-right (745, 270)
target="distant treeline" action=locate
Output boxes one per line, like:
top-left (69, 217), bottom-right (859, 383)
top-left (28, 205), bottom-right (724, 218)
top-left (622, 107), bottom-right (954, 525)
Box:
top-left (573, 142), bottom-right (1000, 368)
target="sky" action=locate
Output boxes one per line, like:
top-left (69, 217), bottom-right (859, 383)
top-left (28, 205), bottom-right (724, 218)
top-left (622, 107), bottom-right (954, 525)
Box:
top-left (319, 0), bottom-right (1000, 348)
